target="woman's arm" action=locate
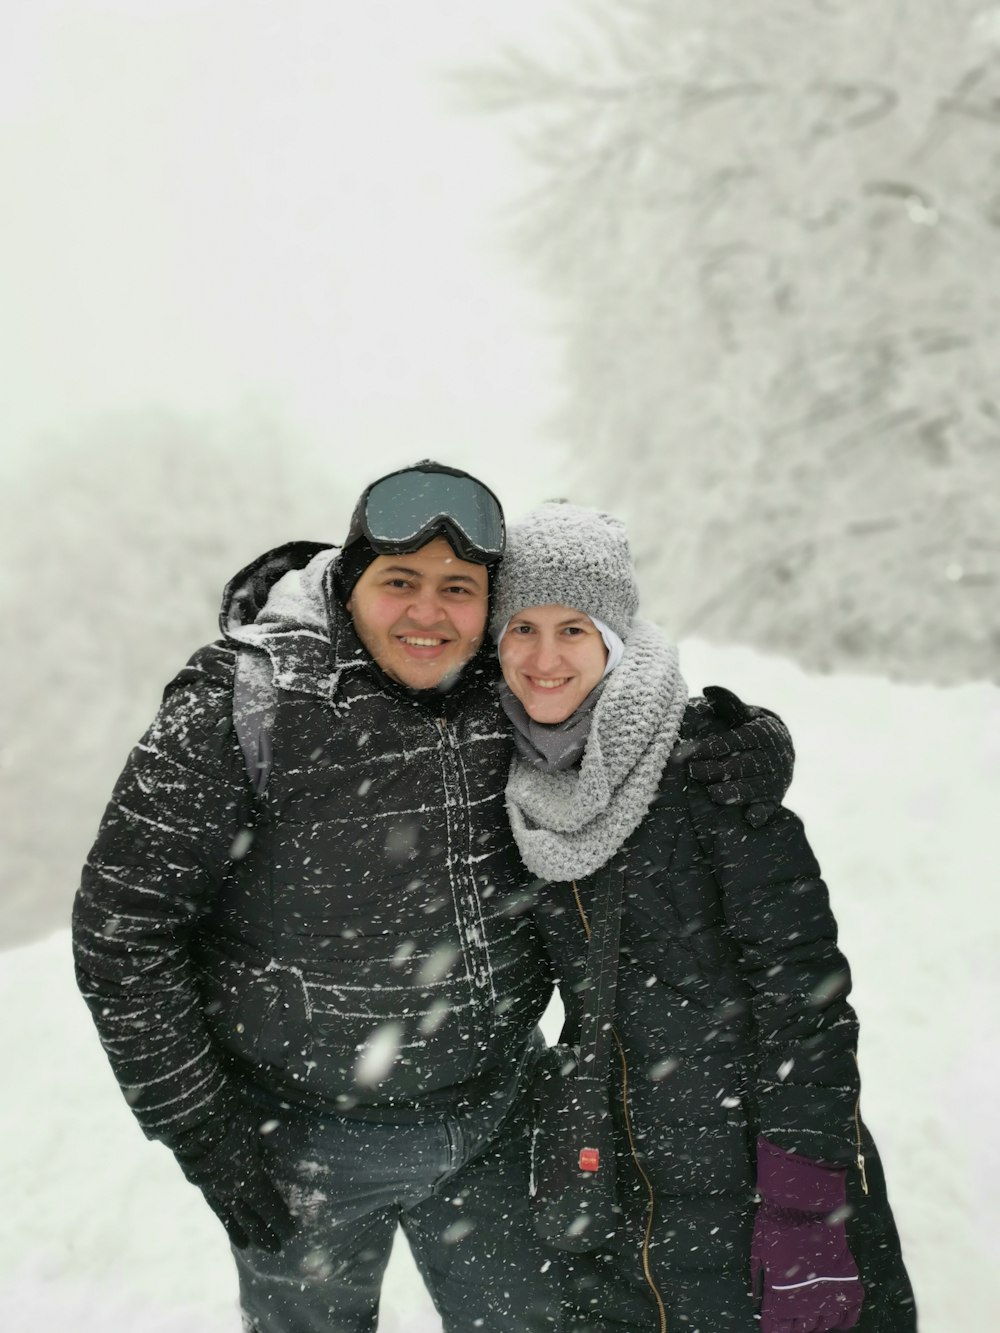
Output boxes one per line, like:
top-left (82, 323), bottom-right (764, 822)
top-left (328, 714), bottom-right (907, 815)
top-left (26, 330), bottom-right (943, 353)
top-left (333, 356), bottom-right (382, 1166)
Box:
top-left (687, 783), bottom-right (862, 1169)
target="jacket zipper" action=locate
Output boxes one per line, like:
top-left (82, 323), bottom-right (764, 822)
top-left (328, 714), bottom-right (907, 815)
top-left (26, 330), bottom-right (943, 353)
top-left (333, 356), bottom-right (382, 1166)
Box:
top-left (572, 880), bottom-right (667, 1333)
top-left (435, 716), bottom-right (497, 1053)
top-left (849, 1051), bottom-right (870, 1195)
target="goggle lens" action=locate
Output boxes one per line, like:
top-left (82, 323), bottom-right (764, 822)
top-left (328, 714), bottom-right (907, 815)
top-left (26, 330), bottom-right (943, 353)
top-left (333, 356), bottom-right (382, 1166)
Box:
top-left (364, 471), bottom-right (504, 559)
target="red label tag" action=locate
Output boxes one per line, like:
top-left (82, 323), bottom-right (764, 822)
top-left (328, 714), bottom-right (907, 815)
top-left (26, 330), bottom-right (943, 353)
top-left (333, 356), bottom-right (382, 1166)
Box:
top-left (579, 1148), bottom-right (600, 1172)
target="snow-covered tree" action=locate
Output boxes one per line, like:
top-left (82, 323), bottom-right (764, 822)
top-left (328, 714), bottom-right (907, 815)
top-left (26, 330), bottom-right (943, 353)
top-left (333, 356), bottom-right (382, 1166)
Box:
top-left (476, 0), bottom-right (1000, 683)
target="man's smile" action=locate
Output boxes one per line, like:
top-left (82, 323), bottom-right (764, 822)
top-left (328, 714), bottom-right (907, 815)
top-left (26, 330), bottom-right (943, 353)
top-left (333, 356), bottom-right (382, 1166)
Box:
top-left (345, 536), bottom-right (488, 687)
top-left (395, 632), bottom-right (455, 660)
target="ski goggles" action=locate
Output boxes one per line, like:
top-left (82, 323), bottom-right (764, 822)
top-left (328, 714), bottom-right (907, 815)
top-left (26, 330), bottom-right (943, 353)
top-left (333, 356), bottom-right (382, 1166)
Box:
top-left (347, 464), bottom-right (506, 565)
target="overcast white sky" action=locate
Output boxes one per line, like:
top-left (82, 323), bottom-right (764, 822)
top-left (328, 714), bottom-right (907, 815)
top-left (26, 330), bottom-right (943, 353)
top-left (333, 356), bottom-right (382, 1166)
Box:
top-left (2, 0), bottom-right (581, 506)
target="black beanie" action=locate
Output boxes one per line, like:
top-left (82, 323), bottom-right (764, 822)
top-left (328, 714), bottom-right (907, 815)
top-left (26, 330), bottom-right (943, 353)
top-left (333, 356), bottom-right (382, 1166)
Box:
top-left (334, 536), bottom-right (380, 605)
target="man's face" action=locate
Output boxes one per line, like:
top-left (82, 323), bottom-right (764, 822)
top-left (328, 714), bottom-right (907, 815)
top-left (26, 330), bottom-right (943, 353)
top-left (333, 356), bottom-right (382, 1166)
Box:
top-left (346, 536), bottom-right (489, 690)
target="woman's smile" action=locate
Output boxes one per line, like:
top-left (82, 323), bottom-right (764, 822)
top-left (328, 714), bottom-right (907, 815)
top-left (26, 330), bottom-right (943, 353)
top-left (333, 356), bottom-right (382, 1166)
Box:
top-left (500, 606), bottom-right (608, 724)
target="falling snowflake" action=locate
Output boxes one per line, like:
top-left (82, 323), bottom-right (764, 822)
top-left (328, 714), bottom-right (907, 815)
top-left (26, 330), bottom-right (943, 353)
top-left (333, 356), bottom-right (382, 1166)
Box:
top-left (354, 1021), bottom-right (404, 1087)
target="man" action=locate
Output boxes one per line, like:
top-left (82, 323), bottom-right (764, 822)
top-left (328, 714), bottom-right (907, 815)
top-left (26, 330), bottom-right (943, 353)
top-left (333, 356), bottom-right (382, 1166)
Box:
top-left (73, 461), bottom-right (792, 1333)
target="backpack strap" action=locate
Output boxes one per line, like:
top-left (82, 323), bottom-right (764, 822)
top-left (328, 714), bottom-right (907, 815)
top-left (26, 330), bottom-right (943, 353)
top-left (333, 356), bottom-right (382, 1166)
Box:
top-left (576, 863), bottom-right (625, 1078)
top-left (232, 647), bottom-right (277, 796)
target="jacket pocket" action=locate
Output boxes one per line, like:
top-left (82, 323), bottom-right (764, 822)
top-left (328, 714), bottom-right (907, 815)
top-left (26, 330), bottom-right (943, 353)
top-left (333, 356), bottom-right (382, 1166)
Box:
top-left (197, 944), bottom-right (290, 1069)
top-left (637, 1111), bottom-right (755, 1197)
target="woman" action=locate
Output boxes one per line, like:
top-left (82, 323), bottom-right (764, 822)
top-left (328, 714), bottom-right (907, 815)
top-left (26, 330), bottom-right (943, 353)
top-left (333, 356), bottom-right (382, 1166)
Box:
top-left (492, 504), bottom-right (916, 1333)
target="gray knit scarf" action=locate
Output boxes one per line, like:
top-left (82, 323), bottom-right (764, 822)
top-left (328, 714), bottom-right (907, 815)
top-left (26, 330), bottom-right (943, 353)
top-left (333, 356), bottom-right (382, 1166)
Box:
top-left (504, 619), bottom-right (689, 882)
top-left (499, 679), bottom-right (605, 773)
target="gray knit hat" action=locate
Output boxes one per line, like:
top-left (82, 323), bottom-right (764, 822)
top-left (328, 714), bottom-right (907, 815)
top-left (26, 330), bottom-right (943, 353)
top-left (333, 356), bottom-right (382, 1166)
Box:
top-left (491, 503), bottom-right (639, 642)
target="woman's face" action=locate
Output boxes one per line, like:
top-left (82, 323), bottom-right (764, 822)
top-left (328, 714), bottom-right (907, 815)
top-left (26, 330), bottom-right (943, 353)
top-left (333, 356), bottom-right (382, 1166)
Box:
top-left (499, 604), bottom-right (609, 724)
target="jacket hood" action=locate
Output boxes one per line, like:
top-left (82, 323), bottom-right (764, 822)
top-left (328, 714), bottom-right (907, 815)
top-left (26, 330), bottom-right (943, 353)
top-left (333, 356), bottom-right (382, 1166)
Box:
top-left (220, 541), bottom-right (338, 641)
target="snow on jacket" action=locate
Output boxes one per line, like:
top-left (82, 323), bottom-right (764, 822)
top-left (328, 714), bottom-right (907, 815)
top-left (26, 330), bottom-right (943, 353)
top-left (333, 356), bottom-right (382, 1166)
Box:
top-left (73, 543), bottom-right (554, 1147)
top-left (536, 701), bottom-right (916, 1331)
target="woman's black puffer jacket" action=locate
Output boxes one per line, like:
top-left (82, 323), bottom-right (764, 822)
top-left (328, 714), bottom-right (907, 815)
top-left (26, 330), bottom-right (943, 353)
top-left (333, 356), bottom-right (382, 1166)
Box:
top-left (534, 702), bottom-right (916, 1333)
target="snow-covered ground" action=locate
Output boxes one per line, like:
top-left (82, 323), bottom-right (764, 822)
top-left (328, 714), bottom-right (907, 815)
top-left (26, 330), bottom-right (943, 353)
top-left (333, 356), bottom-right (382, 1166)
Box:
top-left (2, 639), bottom-right (996, 1332)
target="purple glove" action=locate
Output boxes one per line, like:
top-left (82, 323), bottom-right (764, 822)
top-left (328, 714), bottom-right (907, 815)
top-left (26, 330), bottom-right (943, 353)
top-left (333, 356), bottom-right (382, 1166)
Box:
top-left (751, 1136), bottom-right (864, 1333)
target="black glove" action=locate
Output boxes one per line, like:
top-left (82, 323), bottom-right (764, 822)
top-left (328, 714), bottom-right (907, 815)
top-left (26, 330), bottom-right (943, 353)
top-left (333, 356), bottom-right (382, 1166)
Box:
top-left (685, 685), bottom-right (795, 827)
top-left (173, 1110), bottom-right (295, 1253)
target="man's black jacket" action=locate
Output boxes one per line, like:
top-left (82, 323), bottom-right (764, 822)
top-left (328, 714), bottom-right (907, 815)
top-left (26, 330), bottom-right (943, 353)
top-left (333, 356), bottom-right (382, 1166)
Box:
top-left (73, 544), bottom-right (554, 1147)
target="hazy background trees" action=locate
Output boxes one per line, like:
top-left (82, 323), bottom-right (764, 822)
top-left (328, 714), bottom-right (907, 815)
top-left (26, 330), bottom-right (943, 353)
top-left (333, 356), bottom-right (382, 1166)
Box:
top-left (0, 410), bottom-right (347, 947)
top-left (476, 0), bottom-right (1000, 683)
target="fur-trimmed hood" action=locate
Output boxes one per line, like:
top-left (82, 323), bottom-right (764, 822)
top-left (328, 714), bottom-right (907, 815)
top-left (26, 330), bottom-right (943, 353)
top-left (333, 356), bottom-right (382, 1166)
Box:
top-left (220, 540), bottom-right (338, 641)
